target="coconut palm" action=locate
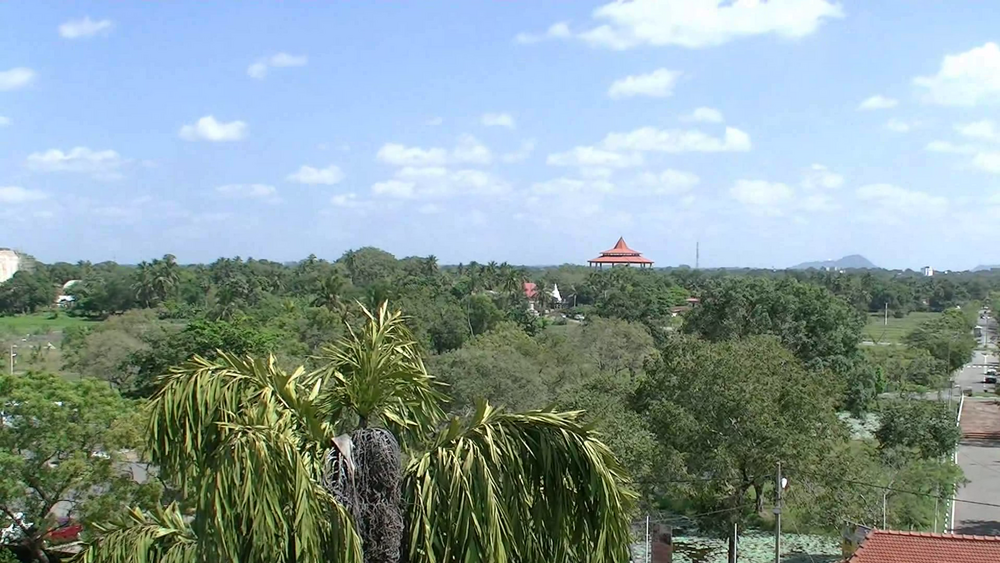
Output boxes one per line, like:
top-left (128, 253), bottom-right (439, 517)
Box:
top-left (77, 302), bottom-right (635, 563)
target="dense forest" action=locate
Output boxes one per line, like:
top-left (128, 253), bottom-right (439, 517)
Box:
top-left (0, 248), bottom-right (992, 562)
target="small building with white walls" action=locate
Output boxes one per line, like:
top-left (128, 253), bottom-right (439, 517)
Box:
top-left (921, 266), bottom-right (934, 277)
top-left (0, 249), bottom-right (19, 284)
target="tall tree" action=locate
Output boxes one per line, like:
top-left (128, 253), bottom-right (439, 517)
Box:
top-left (635, 334), bottom-right (843, 556)
top-left (79, 303), bottom-right (635, 563)
top-left (0, 373), bottom-right (160, 563)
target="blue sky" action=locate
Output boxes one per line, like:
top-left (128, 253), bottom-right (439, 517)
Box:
top-left (4, 1), bottom-right (1000, 269)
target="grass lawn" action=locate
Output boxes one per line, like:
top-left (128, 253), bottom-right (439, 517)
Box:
top-left (863, 311), bottom-right (941, 344)
top-left (0, 312), bottom-right (92, 335)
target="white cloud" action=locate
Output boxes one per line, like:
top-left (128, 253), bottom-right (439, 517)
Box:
top-left (914, 42), bottom-right (1000, 106)
top-left (418, 203), bottom-right (443, 214)
top-left (59, 17), bottom-right (113, 39)
top-left (215, 184), bottom-right (280, 203)
top-left (0, 186), bottom-right (47, 204)
top-left (286, 164), bottom-right (344, 185)
top-left (926, 140), bottom-right (977, 154)
top-left (179, 116), bottom-right (247, 142)
top-left (546, 146), bottom-right (643, 168)
top-left (0, 68), bottom-right (36, 91)
top-left (426, 117), bottom-right (443, 126)
top-left (501, 139), bottom-right (537, 163)
top-left (800, 164), bottom-right (843, 190)
top-left (730, 180), bottom-right (794, 213)
top-left (514, 21), bottom-right (571, 44)
top-left (481, 113), bottom-right (516, 128)
top-left (972, 152), bottom-right (1000, 173)
top-left (635, 169), bottom-right (700, 195)
top-left (885, 119), bottom-right (915, 133)
top-left (522, 0), bottom-right (843, 50)
top-left (608, 68), bottom-right (681, 99)
top-left (247, 53), bottom-right (308, 79)
top-left (856, 183), bottom-right (947, 215)
top-left (372, 167), bottom-right (508, 199)
top-left (858, 95), bottom-right (898, 111)
top-left (532, 176), bottom-right (615, 195)
top-left (0, 116), bottom-right (8, 127)
top-left (377, 135), bottom-right (492, 166)
top-left (602, 126), bottom-right (751, 153)
top-left (681, 107), bottom-right (724, 123)
top-left (956, 120), bottom-right (1000, 142)
top-left (330, 193), bottom-right (371, 209)
top-left (799, 193), bottom-right (839, 212)
top-left (25, 147), bottom-right (126, 179)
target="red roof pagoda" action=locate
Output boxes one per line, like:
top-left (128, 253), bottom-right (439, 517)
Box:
top-left (588, 237), bottom-right (654, 268)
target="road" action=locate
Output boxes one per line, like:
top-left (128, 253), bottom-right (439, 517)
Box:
top-left (952, 309), bottom-right (1000, 535)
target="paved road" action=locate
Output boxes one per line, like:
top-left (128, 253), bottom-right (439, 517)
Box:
top-left (953, 310), bottom-right (1000, 534)
top-left (954, 435), bottom-right (1000, 535)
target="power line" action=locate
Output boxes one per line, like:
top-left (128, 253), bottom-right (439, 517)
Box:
top-left (797, 472), bottom-right (1000, 510)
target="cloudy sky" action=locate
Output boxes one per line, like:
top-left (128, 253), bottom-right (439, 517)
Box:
top-left (3, 1), bottom-right (1000, 269)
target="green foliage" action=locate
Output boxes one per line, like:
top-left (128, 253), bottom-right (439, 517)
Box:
top-left (903, 308), bottom-right (976, 373)
top-left (683, 277), bottom-right (865, 369)
top-left (79, 303), bottom-right (634, 563)
top-left (636, 335), bottom-right (844, 531)
top-left (876, 398), bottom-right (961, 460)
top-left (0, 270), bottom-right (57, 315)
top-left (0, 373), bottom-right (160, 561)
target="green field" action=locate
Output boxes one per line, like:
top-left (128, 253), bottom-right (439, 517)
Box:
top-left (862, 311), bottom-right (941, 344)
top-left (0, 312), bottom-right (92, 335)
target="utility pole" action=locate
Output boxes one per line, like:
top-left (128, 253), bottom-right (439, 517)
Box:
top-left (8, 344), bottom-right (15, 375)
top-left (645, 514), bottom-right (650, 563)
top-left (884, 302), bottom-right (888, 326)
top-left (696, 241), bottom-right (700, 269)
top-left (774, 462), bottom-right (782, 563)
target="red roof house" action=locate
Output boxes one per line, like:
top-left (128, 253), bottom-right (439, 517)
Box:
top-left (588, 237), bottom-right (654, 268)
top-left (847, 530), bottom-right (1000, 563)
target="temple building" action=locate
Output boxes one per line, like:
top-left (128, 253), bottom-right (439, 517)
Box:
top-left (588, 237), bottom-right (654, 268)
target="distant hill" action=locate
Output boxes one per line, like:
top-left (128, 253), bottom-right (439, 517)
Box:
top-left (790, 254), bottom-right (879, 270)
top-left (973, 264), bottom-right (1000, 272)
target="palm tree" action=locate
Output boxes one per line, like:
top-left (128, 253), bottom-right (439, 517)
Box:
top-left (312, 274), bottom-right (347, 313)
top-left (78, 302), bottom-right (636, 563)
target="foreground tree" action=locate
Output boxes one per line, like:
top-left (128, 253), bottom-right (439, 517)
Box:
top-left (0, 373), bottom-right (159, 563)
top-left (78, 303), bottom-right (635, 563)
top-left (635, 335), bottom-right (844, 560)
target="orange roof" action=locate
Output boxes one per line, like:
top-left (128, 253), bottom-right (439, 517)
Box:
top-left (589, 237), bottom-right (653, 264)
top-left (599, 237), bottom-right (642, 256)
top-left (848, 530), bottom-right (1000, 563)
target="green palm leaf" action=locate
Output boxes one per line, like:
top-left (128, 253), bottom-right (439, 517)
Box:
top-left (315, 301), bottom-right (446, 441)
top-left (403, 400), bottom-right (636, 563)
top-left (76, 503), bottom-right (195, 563)
top-left (115, 352), bottom-right (363, 563)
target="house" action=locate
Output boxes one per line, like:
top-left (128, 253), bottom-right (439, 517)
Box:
top-left (0, 249), bottom-right (19, 284)
top-left (922, 266), bottom-right (934, 277)
top-left (845, 529), bottom-right (1000, 563)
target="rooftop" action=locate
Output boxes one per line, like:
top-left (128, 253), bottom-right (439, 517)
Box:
top-left (589, 237), bottom-right (653, 266)
top-left (848, 530), bottom-right (1000, 563)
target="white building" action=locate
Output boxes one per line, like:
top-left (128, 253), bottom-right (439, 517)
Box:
top-left (0, 249), bottom-right (20, 284)
top-left (921, 266), bottom-right (934, 277)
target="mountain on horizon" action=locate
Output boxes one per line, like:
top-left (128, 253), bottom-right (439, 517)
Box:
top-left (973, 264), bottom-right (1000, 272)
top-left (790, 254), bottom-right (879, 270)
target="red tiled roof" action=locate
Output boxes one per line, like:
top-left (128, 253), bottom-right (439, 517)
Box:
top-left (598, 237), bottom-right (642, 256)
top-left (588, 254), bottom-right (654, 264)
top-left (589, 237), bottom-right (653, 264)
top-left (848, 530), bottom-right (1000, 563)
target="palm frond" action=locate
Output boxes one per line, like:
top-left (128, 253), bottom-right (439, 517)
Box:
top-left (141, 352), bottom-right (363, 563)
top-left (316, 301), bottom-right (446, 441)
top-left (403, 400), bottom-right (637, 563)
top-left (74, 503), bottom-right (195, 563)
